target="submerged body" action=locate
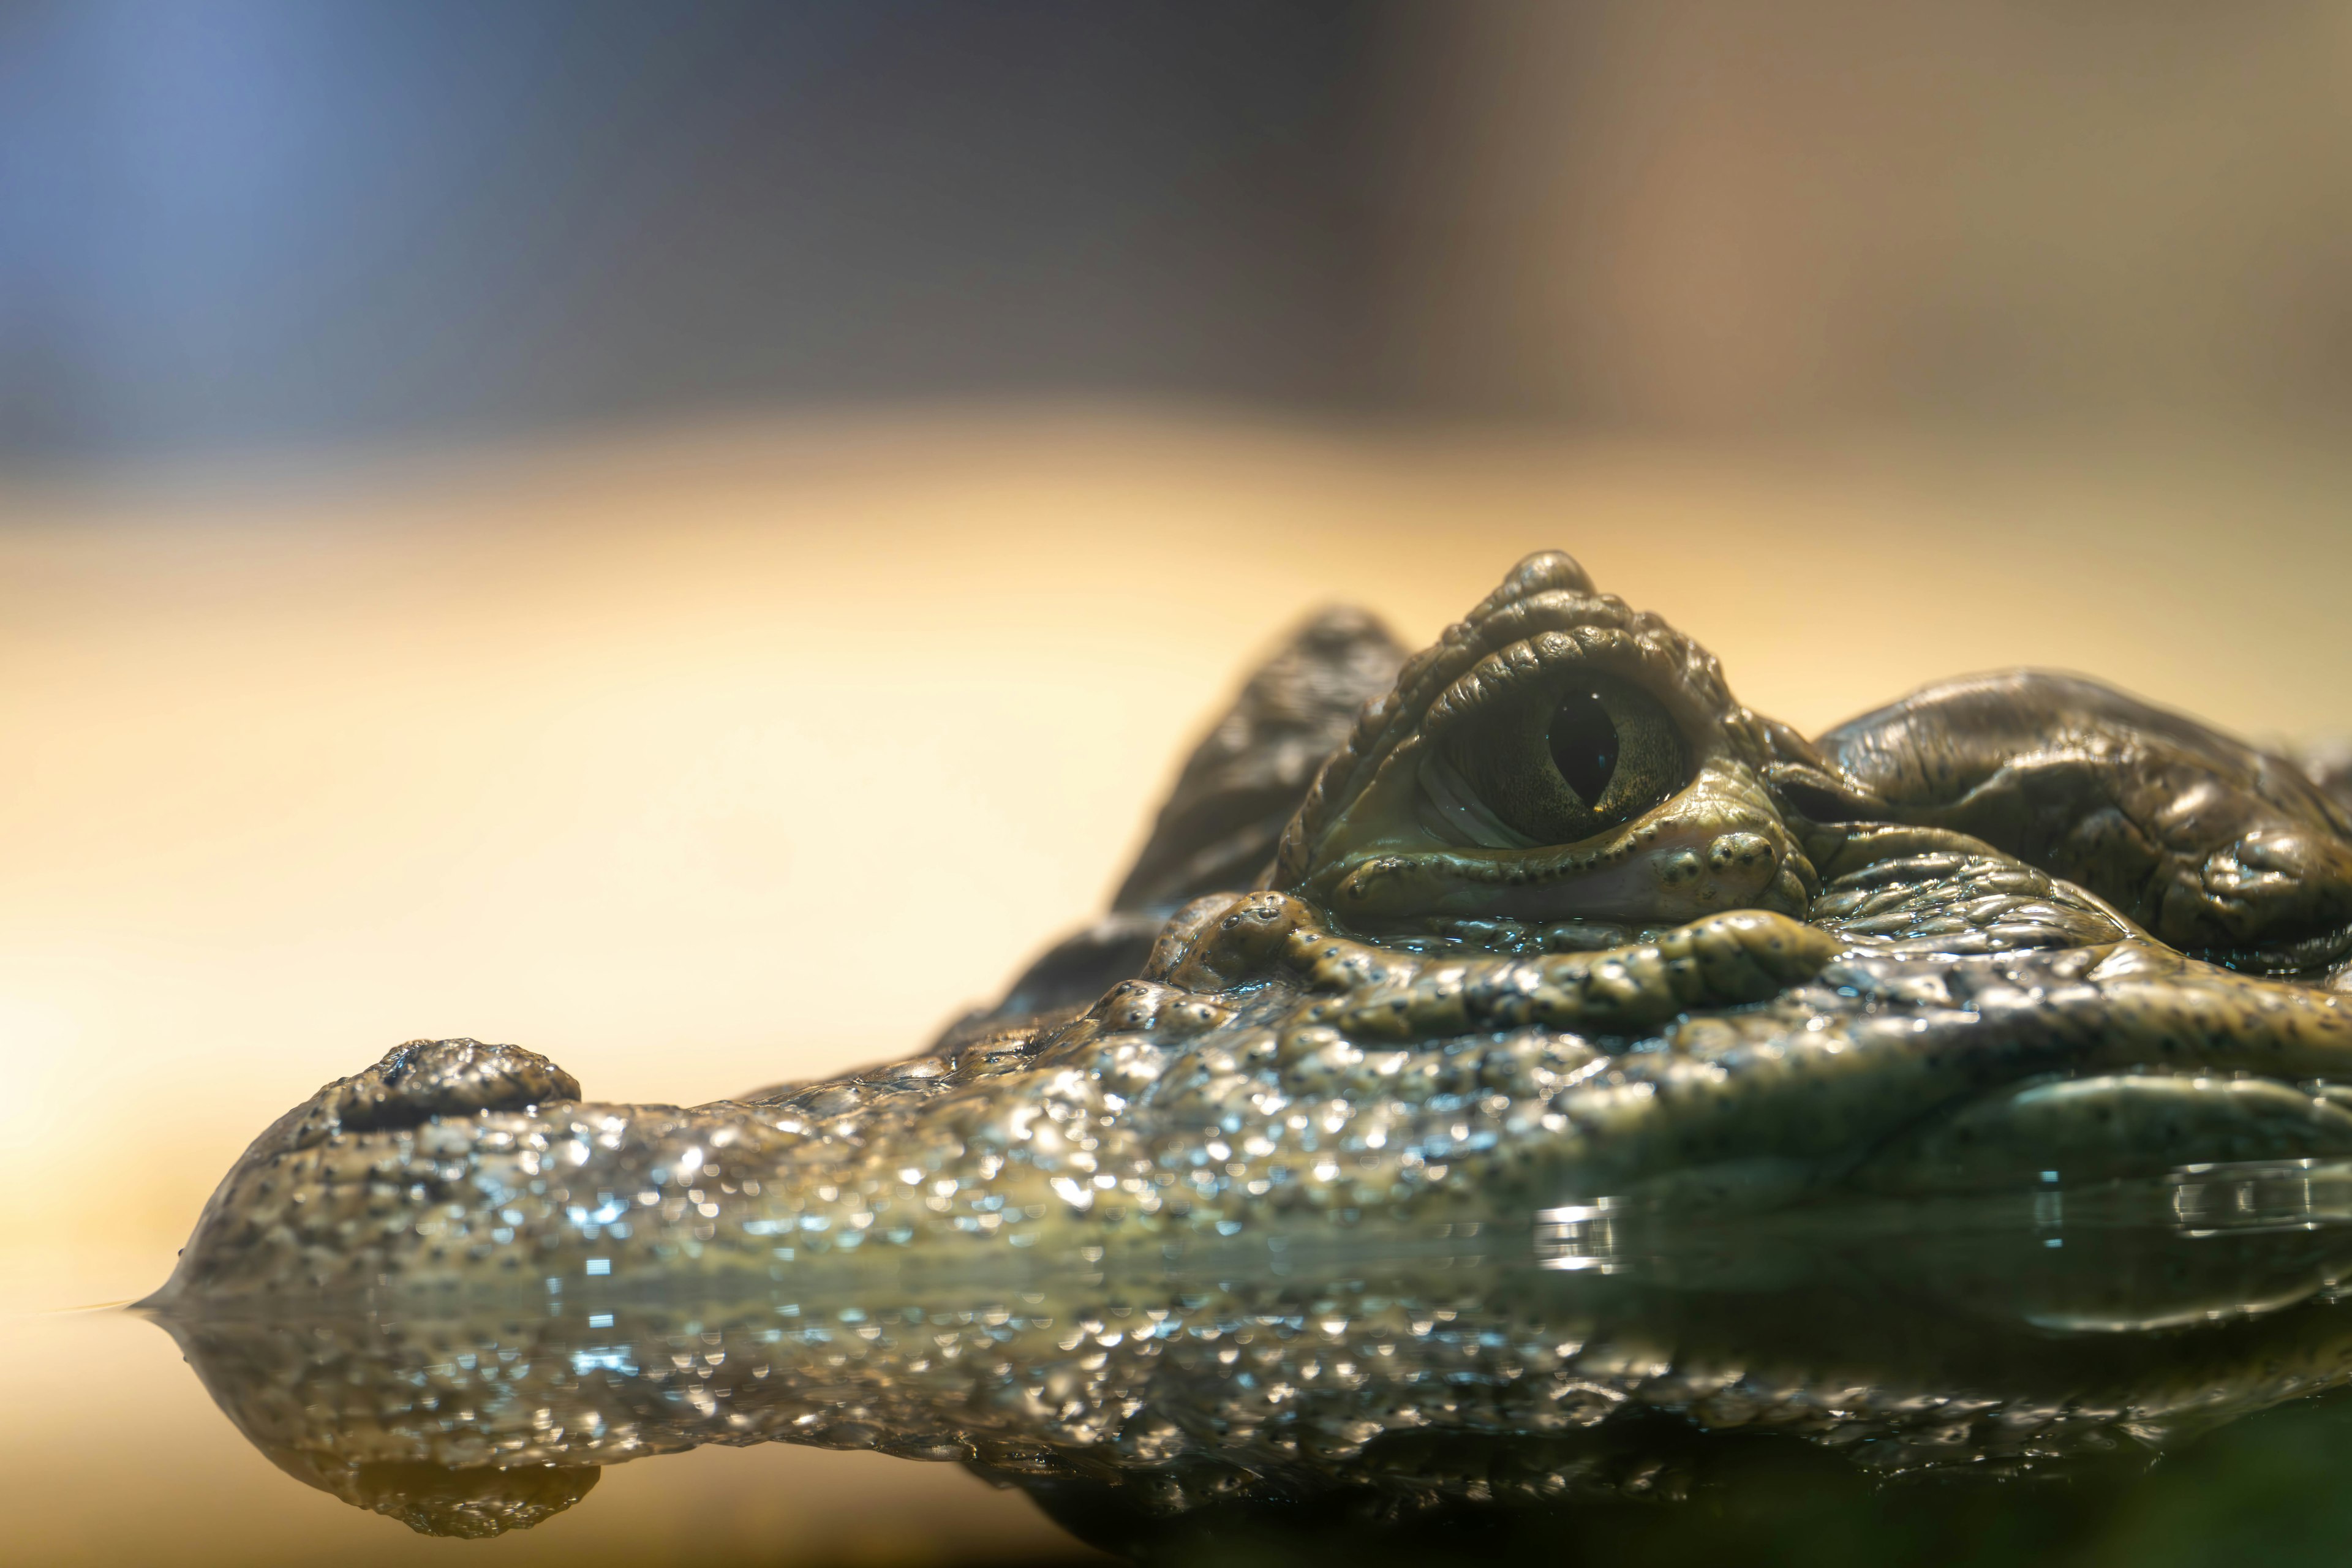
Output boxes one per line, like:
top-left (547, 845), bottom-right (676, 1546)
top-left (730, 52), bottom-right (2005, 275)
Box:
top-left (156, 553), bottom-right (2352, 1302)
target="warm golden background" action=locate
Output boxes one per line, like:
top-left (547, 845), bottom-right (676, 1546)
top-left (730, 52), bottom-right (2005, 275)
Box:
top-left (2, 4), bottom-right (2350, 1564)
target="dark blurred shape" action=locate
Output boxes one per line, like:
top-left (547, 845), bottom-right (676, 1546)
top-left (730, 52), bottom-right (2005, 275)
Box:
top-left (1110, 605), bottom-right (1406, 915)
top-left (2299, 744), bottom-right (2352, 815)
top-left (1023, 1396), bottom-right (2352, 1568)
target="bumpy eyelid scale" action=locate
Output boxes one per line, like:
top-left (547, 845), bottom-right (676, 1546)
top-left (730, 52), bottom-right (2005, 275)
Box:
top-left (1418, 627), bottom-right (1716, 755)
top-left (1417, 625), bottom-right (1656, 740)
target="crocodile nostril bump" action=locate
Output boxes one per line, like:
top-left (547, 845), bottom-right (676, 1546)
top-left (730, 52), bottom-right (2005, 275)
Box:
top-left (1708, 832), bottom-right (1773, 872)
top-left (1653, 848), bottom-right (1705, 889)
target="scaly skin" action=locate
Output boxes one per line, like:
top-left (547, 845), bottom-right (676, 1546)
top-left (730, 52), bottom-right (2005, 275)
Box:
top-left (152, 552), bottom-right (2352, 1303)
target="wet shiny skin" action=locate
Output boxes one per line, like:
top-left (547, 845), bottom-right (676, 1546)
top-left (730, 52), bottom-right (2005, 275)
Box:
top-left (153, 552), bottom-right (2352, 1302)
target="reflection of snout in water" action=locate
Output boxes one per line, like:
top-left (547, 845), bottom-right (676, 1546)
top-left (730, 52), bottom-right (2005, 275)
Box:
top-left (142, 1196), bottom-right (2352, 1545)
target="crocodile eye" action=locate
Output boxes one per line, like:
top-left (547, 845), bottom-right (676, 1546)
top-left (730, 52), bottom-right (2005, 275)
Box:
top-left (1439, 674), bottom-right (1687, 845)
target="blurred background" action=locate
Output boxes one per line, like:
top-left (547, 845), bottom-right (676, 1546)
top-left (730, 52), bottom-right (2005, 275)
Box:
top-left (13, 0), bottom-right (2352, 453)
top-left (2, 2), bottom-right (2350, 1559)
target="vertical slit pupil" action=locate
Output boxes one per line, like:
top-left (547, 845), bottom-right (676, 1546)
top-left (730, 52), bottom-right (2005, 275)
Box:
top-left (1547, 688), bottom-right (1619, 805)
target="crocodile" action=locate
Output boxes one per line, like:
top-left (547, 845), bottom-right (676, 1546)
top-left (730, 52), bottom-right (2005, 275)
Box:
top-left (151, 549), bottom-right (2352, 1305)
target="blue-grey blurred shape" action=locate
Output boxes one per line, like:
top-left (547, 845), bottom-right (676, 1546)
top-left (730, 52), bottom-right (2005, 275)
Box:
top-left (0, 1), bottom-right (1381, 461)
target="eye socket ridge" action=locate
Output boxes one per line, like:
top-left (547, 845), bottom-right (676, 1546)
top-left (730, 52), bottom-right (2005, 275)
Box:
top-left (1428, 669), bottom-right (1689, 847)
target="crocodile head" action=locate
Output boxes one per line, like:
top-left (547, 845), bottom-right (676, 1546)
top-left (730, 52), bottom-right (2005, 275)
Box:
top-left (151, 552), bottom-right (2352, 1302)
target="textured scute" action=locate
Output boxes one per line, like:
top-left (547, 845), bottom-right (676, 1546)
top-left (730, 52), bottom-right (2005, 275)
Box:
top-left (1115, 606), bottom-right (1408, 915)
top-left (1814, 672), bottom-right (2352, 957)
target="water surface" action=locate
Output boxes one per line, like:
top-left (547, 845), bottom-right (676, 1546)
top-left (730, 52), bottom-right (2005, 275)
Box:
top-left (30, 1164), bottom-right (2352, 1565)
